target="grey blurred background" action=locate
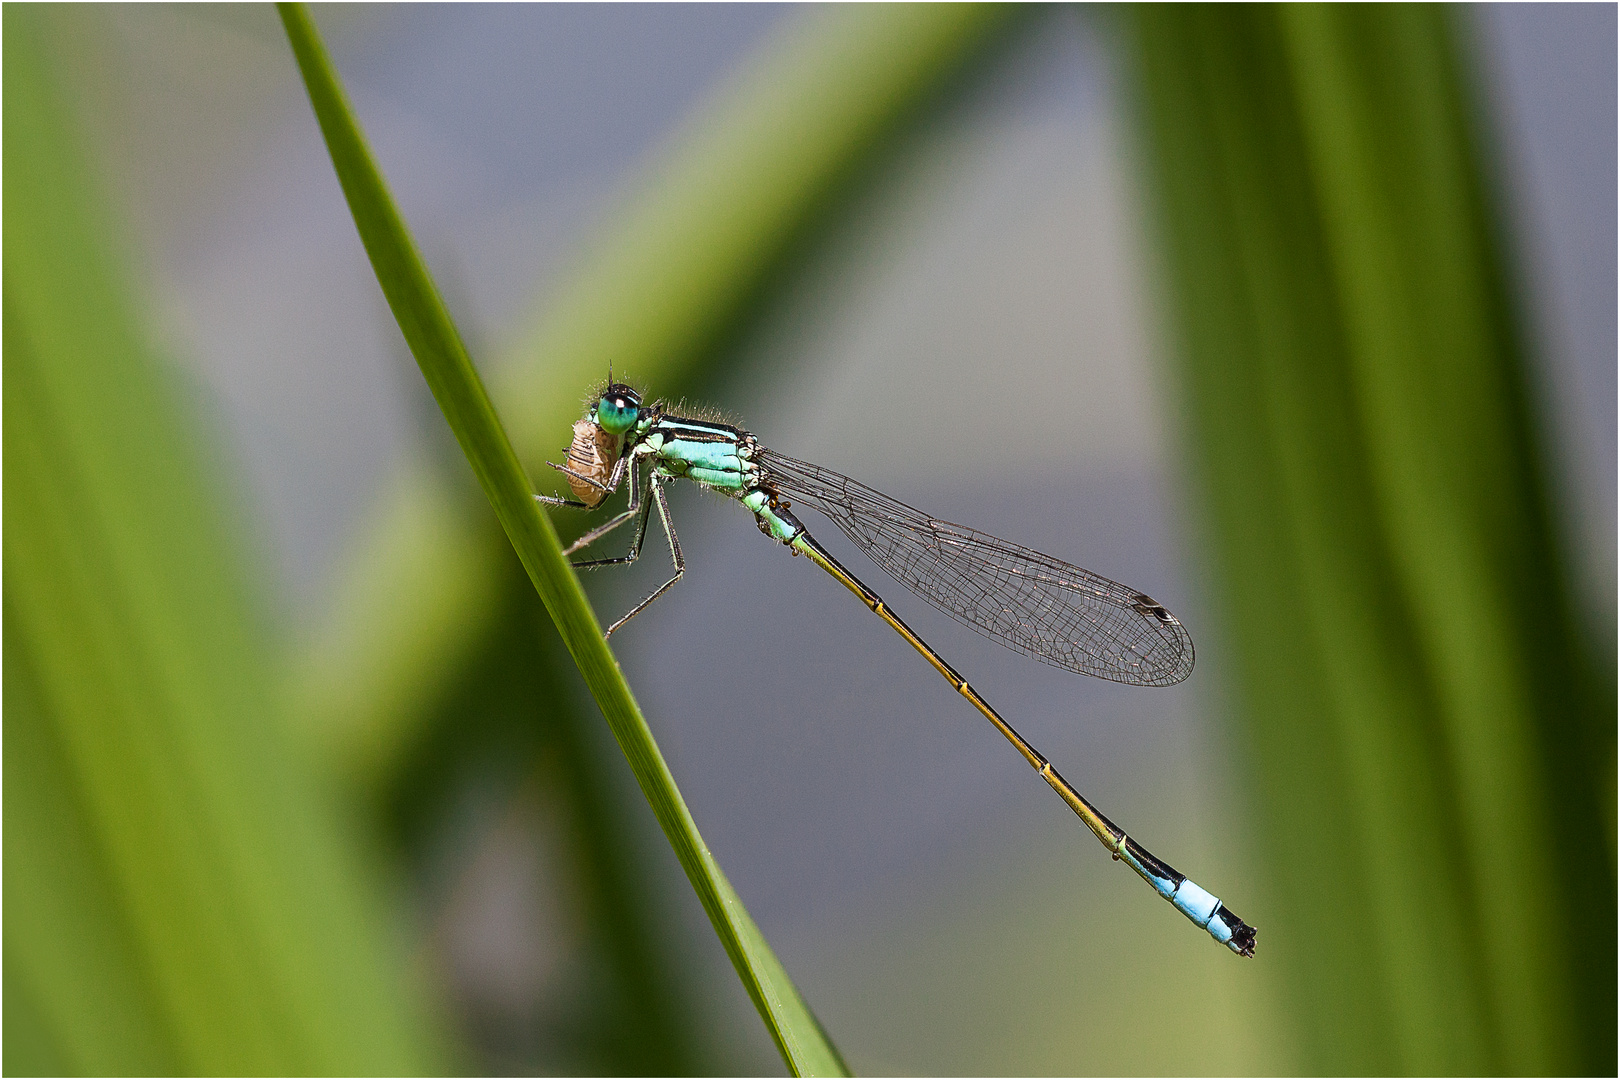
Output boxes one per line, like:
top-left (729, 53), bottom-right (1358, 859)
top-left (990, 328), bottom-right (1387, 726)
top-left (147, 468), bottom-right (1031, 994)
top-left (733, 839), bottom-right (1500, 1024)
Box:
top-left (63, 4), bottom-right (1613, 1073)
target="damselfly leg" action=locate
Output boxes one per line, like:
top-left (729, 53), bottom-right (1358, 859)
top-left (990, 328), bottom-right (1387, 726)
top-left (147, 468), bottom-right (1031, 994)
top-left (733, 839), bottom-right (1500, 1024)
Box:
top-left (601, 476), bottom-right (684, 636)
top-left (535, 452), bottom-right (628, 510)
top-left (564, 458), bottom-right (648, 558)
top-left (537, 460), bottom-right (686, 637)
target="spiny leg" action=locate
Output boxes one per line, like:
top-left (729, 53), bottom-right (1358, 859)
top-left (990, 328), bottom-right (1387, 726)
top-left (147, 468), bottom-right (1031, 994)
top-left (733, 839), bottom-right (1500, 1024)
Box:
top-left (554, 452), bottom-right (629, 500)
top-left (562, 459), bottom-right (648, 558)
top-left (535, 453), bottom-right (629, 511)
top-left (603, 475), bottom-right (686, 638)
top-left (570, 462), bottom-right (656, 568)
top-left (535, 493), bottom-right (591, 509)
top-left (787, 524), bottom-right (1256, 956)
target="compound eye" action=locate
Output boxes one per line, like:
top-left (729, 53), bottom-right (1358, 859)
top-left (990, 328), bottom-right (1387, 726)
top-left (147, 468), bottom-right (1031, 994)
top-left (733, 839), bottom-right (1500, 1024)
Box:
top-left (595, 393), bottom-right (639, 435)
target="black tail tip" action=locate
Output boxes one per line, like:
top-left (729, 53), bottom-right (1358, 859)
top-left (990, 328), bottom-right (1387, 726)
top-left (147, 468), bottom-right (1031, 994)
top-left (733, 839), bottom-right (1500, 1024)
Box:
top-left (1217, 905), bottom-right (1257, 957)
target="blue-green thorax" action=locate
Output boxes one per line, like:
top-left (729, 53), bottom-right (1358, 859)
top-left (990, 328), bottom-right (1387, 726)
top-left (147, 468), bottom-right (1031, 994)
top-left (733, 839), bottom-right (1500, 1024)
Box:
top-left (632, 412), bottom-right (806, 544)
top-left (580, 384), bottom-right (803, 542)
top-left (633, 413), bottom-right (759, 494)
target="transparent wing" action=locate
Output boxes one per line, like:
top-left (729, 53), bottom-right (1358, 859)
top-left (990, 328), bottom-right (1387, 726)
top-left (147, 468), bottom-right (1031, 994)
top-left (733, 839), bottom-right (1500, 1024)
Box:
top-left (757, 449), bottom-right (1194, 686)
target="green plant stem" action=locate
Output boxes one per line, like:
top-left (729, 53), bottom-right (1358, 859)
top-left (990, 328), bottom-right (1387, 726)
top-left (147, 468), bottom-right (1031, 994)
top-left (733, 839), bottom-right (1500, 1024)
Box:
top-left (277, 5), bottom-right (846, 1073)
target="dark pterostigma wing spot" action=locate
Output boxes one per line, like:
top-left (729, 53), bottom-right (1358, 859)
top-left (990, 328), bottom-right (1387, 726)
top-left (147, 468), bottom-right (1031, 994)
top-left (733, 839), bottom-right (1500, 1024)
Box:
top-left (757, 449), bottom-right (1195, 686)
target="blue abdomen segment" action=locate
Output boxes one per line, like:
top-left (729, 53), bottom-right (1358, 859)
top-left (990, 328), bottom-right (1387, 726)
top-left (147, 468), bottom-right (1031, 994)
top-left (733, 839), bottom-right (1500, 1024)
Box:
top-left (1118, 837), bottom-right (1252, 954)
top-left (742, 490), bottom-right (803, 544)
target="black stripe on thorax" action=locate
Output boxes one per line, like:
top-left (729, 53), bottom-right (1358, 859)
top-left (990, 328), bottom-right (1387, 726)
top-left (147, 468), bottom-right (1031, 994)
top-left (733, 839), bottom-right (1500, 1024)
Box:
top-left (653, 416), bottom-right (746, 443)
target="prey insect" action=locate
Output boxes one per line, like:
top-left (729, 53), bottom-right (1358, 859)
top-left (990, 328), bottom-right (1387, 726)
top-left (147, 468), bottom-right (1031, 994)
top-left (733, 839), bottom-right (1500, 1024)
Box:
top-left (537, 382), bottom-right (1256, 956)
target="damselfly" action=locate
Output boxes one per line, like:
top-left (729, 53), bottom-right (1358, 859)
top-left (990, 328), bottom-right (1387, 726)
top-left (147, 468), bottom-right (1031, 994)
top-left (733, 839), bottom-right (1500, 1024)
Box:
top-left (537, 382), bottom-right (1256, 956)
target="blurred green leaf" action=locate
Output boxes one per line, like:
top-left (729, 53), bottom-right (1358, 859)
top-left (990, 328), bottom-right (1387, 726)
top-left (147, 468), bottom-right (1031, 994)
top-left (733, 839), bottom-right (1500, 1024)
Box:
top-left (1128, 5), bottom-right (1614, 1073)
top-left (279, 5), bottom-right (853, 1072)
top-left (2, 6), bottom-right (437, 1074)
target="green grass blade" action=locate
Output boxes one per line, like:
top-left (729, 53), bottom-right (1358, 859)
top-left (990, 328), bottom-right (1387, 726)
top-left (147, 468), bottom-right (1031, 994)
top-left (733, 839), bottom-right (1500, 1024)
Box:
top-left (1127, 5), bottom-right (1614, 1073)
top-left (295, 2), bottom-right (1012, 796)
top-left (287, 9), bottom-right (1009, 1068)
top-left (3, 7), bottom-right (436, 1074)
top-left (278, 5), bottom-right (847, 1072)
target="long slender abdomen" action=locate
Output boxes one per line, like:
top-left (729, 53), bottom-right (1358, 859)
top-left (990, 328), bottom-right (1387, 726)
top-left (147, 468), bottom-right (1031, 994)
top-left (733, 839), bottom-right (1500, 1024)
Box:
top-left (783, 522), bottom-right (1257, 957)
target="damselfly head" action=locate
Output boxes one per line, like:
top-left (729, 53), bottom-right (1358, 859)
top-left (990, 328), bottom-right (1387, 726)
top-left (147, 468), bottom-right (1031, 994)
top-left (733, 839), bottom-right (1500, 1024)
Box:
top-left (594, 383), bottom-right (643, 435)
